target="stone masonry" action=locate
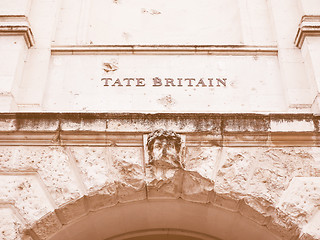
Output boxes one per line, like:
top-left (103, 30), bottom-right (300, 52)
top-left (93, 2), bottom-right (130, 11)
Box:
top-left (0, 113), bottom-right (319, 240)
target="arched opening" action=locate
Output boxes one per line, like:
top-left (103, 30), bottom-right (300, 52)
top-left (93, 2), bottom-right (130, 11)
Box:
top-left (48, 199), bottom-right (281, 240)
top-left (109, 229), bottom-right (219, 240)
top-left (125, 235), bottom-right (201, 240)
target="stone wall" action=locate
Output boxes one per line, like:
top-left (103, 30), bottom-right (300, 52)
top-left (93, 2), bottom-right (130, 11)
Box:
top-left (0, 113), bottom-right (319, 239)
top-left (1, 0), bottom-right (320, 239)
top-left (0, 0), bottom-right (320, 112)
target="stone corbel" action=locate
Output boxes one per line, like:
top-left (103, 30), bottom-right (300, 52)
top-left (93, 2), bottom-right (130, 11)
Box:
top-left (295, 15), bottom-right (320, 48)
top-left (0, 16), bottom-right (34, 48)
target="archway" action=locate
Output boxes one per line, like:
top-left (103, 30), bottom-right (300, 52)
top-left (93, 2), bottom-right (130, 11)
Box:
top-left (47, 199), bottom-right (281, 240)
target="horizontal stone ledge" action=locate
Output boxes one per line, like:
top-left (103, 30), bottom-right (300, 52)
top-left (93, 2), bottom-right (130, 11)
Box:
top-left (0, 112), bottom-right (318, 132)
top-left (0, 16), bottom-right (34, 48)
top-left (0, 113), bottom-right (319, 146)
top-left (0, 132), bottom-right (318, 147)
top-left (51, 44), bottom-right (278, 56)
top-left (295, 15), bottom-right (320, 48)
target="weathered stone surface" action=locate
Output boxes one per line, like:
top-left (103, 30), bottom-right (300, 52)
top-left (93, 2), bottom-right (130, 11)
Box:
top-left (0, 207), bottom-right (23, 240)
top-left (16, 118), bottom-right (59, 131)
top-left (106, 117), bottom-right (221, 133)
top-left (215, 148), bottom-right (254, 194)
top-left (69, 147), bottom-right (109, 193)
top-left (61, 118), bottom-right (106, 131)
top-left (181, 172), bottom-right (214, 203)
top-left (55, 198), bottom-right (88, 225)
top-left (300, 233), bottom-right (320, 240)
top-left (111, 147), bottom-right (146, 203)
top-left (181, 147), bottom-right (217, 202)
top-left (184, 147), bottom-right (218, 179)
top-left (3, 143), bottom-right (318, 240)
top-left (0, 175), bottom-right (53, 223)
top-left (30, 212), bottom-right (62, 240)
top-left (0, 117), bottom-right (16, 131)
top-left (0, 147), bottom-right (81, 206)
top-left (301, 210), bottom-right (320, 240)
top-left (86, 186), bottom-right (117, 211)
top-left (145, 129), bottom-right (184, 199)
top-left (278, 177), bottom-right (320, 223)
top-left (267, 209), bottom-right (300, 240)
top-left (211, 192), bottom-right (241, 211)
top-left (214, 147), bottom-right (320, 238)
top-left (2, 0), bottom-right (320, 238)
top-left (239, 197), bottom-right (273, 225)
top-left (215, 147), bottom-right (320, 204)
top-left (0, 117), bottom-right (319, 239)
top-left (146, 167), bottom-right (183, 199)
top-left (250, 148), bottom-right (320, 205)
top-left (223, 115), bottom-right (269, 132)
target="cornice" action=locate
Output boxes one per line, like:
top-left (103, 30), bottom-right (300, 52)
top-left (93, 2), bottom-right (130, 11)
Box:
top-left (51, 45), bottom-right (278, 56)
top-left (0, 16), bottom-right (34, 48)
top-left (295, 15), bottom-right (320, 48)
top-left (0, 113), bottom-right (318, 147)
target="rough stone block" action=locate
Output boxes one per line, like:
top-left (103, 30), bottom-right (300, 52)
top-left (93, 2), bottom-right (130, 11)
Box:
top-left (239, 197), bottom-right (272, 225)
top-left (215, 147), bottom-right (320, 208)
top-left (277, 177), bottom-right (320, 223)
top-left (111, 147), bottom-right (146, 203)
top-left (181, 171), bottom-right (214, 203)
top-left (0, 207), bottom-right (23, 240)
top-left (210, 191), bottom-right (241, 211)
top-left (106, 116), bottom-right (221, 133)
top-left (31, 212), bottom-right (62, 240)
top-left (146, 168), bottom-right (183, 199)
top-left (55, 198), bottom-right (88, 225)
top-left (215, 148), bottom-right (255, 194)
top-left (0, 117), bottom-right (16, 131)
top-left (0, 175), bottom-right (54, 223)
top-left (69, 147), bottom-right (109, 193)
top-left (267, 209), bottom-right (300, 240)
top-left (61, 118), bottom-right (106, 131)
top-left (223, 115), bottom-right (269, 132)
top-left (16, 117), bottom-right (59, 131)
top-left (184, 147), bottom-right (219, 180)
top-left (301, 210), bottom-right (320, 240)
top-left (181, 146), bottom-right (217, 203)
top-left (86, 185), bottom-right (117, 211)
top-left (0, 146), bottom-right (81, 206)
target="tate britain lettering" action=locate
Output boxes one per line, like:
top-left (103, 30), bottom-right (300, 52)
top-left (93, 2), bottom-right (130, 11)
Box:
top-left (101, 77), bottom-right (227, 87)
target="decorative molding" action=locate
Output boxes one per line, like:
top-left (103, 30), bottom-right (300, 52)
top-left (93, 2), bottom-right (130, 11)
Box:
top-left (0, 16), bottom-right (34, 48)
top-left (146, 129), bottom-right (184, 168)
top-left (295, 15), bottom-right (320, 48)
top-left (0, 113), bottom-right (318, 147)
top-left (51, 45), bottom-right (278, 56)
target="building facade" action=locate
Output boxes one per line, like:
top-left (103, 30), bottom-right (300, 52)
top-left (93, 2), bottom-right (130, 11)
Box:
top-left (0, 0), bottom-right (320, 239)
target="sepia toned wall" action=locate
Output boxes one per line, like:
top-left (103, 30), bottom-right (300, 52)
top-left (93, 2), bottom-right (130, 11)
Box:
top-left (0, 0), bottom-right (319, 113)
top-left (1, 1), bottom-right (320, 240)
top-left (0, 113), bottom-right (318, 240)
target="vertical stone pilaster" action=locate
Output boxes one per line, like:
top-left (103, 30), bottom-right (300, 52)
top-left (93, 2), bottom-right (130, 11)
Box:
top-left (294, 0), bottom-right (320, 113)
top-left (0, 0), bottom-right (34, 111)
top-left (16, 0), bottom-right (62, 111)
top-left (300, 36), bottom-right (320, 112)
top-left (268, 0), bottom-right (314, 112)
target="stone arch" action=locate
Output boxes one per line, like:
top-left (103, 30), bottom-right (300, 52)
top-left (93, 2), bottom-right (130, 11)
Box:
top-left (0, 114), bottom-right (319, 240)
top-left (22, 191), bottom-right (310, 240)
